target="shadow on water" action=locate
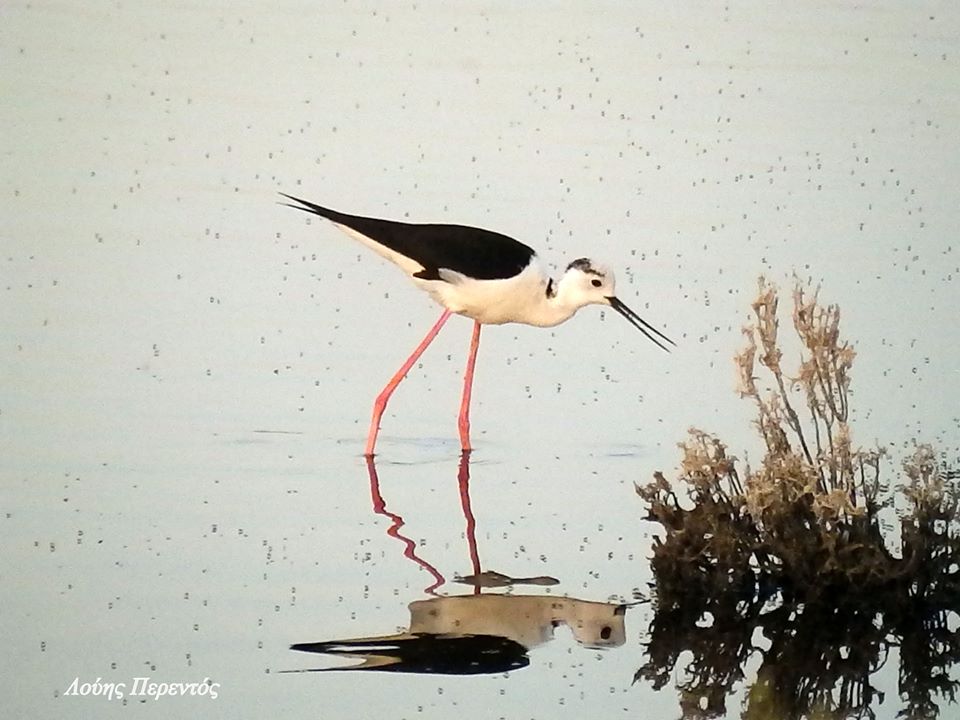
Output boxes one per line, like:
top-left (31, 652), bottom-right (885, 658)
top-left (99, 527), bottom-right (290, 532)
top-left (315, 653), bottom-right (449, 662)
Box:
top-left (285, 452), bottom-right (629, 676)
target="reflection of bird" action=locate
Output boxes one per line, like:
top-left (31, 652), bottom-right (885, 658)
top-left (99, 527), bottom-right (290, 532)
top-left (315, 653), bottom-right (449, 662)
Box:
top-left (402, 594), bottom-right (628, 650)
top-left (287, 594), bottom-right (627, 675)
top-left (288, 634), bottom-right (529, 675)
top-left (282, 194), bottom-right (674, 456)
top-left (454, 570), bottom-right (559, 588)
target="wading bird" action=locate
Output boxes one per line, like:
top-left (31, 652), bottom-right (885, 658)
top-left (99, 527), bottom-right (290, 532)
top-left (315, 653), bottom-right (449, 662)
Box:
top-left (282, 193), bottom-right (673, 456)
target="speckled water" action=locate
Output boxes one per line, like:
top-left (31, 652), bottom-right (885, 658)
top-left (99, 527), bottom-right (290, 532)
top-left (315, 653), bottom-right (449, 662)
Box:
top-left (3, 2), bottom-right (959, 718)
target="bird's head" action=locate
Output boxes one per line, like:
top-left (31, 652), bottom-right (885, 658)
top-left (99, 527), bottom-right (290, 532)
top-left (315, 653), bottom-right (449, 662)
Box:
top-left (559, 257), bottom-right (674, 351)
top-left (560, 258), bottom-right (618, 303)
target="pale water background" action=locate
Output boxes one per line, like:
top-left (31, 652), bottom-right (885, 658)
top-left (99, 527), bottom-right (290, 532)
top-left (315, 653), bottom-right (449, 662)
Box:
top-left (2, 2), bottom-right (959, 718)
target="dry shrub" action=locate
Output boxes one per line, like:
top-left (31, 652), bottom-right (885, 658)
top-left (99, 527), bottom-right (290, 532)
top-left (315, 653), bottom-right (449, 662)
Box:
top-left (636, 278), bottom-right (960, 719)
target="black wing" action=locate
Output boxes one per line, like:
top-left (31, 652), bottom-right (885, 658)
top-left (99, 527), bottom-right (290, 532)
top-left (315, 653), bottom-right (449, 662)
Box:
top-left (280, 193), bottom-right (535, 281)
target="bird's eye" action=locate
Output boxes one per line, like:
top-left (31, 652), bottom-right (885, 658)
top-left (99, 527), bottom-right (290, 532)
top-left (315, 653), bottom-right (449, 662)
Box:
top-left (591, 279), bottom-right (602, 288)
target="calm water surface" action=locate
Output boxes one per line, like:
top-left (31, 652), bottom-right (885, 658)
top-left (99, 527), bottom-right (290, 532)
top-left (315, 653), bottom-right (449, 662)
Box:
top-left (3, 2), bottom-right (958, 718)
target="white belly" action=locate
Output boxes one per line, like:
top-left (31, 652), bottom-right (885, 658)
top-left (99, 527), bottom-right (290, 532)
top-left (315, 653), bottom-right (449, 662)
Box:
top-left (413, 263), bottom-right (560, 326)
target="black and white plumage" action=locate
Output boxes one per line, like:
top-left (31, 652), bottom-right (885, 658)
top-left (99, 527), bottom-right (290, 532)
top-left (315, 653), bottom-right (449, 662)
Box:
top-left (280, 193), bottom-right (673, 347)
top-left (281, 193), bottom-right (674, 456)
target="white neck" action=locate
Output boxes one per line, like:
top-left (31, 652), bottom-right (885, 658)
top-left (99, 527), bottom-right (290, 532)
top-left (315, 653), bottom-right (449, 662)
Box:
top-left (521, 274), bottom-right (589, 328)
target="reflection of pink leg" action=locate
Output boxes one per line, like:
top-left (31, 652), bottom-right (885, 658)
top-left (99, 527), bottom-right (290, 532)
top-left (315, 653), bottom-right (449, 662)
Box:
top-left (458, 321), bottom-right (481, 452)
top-left (365, 456), bottom-right (445, 594)
top-left (365, 310), bottom-right (452, 457)
top-left (457, 451), bottom-right (482, 595)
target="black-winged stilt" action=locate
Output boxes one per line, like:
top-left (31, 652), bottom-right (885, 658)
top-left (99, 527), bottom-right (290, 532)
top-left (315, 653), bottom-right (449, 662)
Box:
top-left (281, 193), bottom-right (674, 456)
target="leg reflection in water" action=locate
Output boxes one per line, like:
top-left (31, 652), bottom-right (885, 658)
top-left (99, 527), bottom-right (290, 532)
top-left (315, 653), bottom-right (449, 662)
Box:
top-left (365, 455), bottom-right (446, 595)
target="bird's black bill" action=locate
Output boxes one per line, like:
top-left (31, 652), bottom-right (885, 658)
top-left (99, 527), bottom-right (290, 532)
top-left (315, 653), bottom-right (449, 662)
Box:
top-left (607, 296), bottom-right (675, 352)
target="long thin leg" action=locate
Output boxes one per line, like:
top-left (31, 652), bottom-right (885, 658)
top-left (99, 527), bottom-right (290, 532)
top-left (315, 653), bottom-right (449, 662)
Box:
top-left (457, 320), bottom-right (482, 453)
top-left (365, 309), bottom-right (452, 456)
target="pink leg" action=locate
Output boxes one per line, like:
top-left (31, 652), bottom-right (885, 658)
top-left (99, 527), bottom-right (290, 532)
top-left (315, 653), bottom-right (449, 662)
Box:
top-left (457, 320), bottom-right (482, 453)
top-left (365, 309), bottom-right (453, 456)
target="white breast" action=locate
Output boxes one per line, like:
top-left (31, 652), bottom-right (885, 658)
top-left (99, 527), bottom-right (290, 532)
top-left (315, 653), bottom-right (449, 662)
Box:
top-left (414, 261), bottom-right (559, 326)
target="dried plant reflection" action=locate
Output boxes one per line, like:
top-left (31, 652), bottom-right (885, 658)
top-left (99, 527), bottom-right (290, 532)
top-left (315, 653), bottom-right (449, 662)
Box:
top-left (636, 278), bottom-right (960, 719)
